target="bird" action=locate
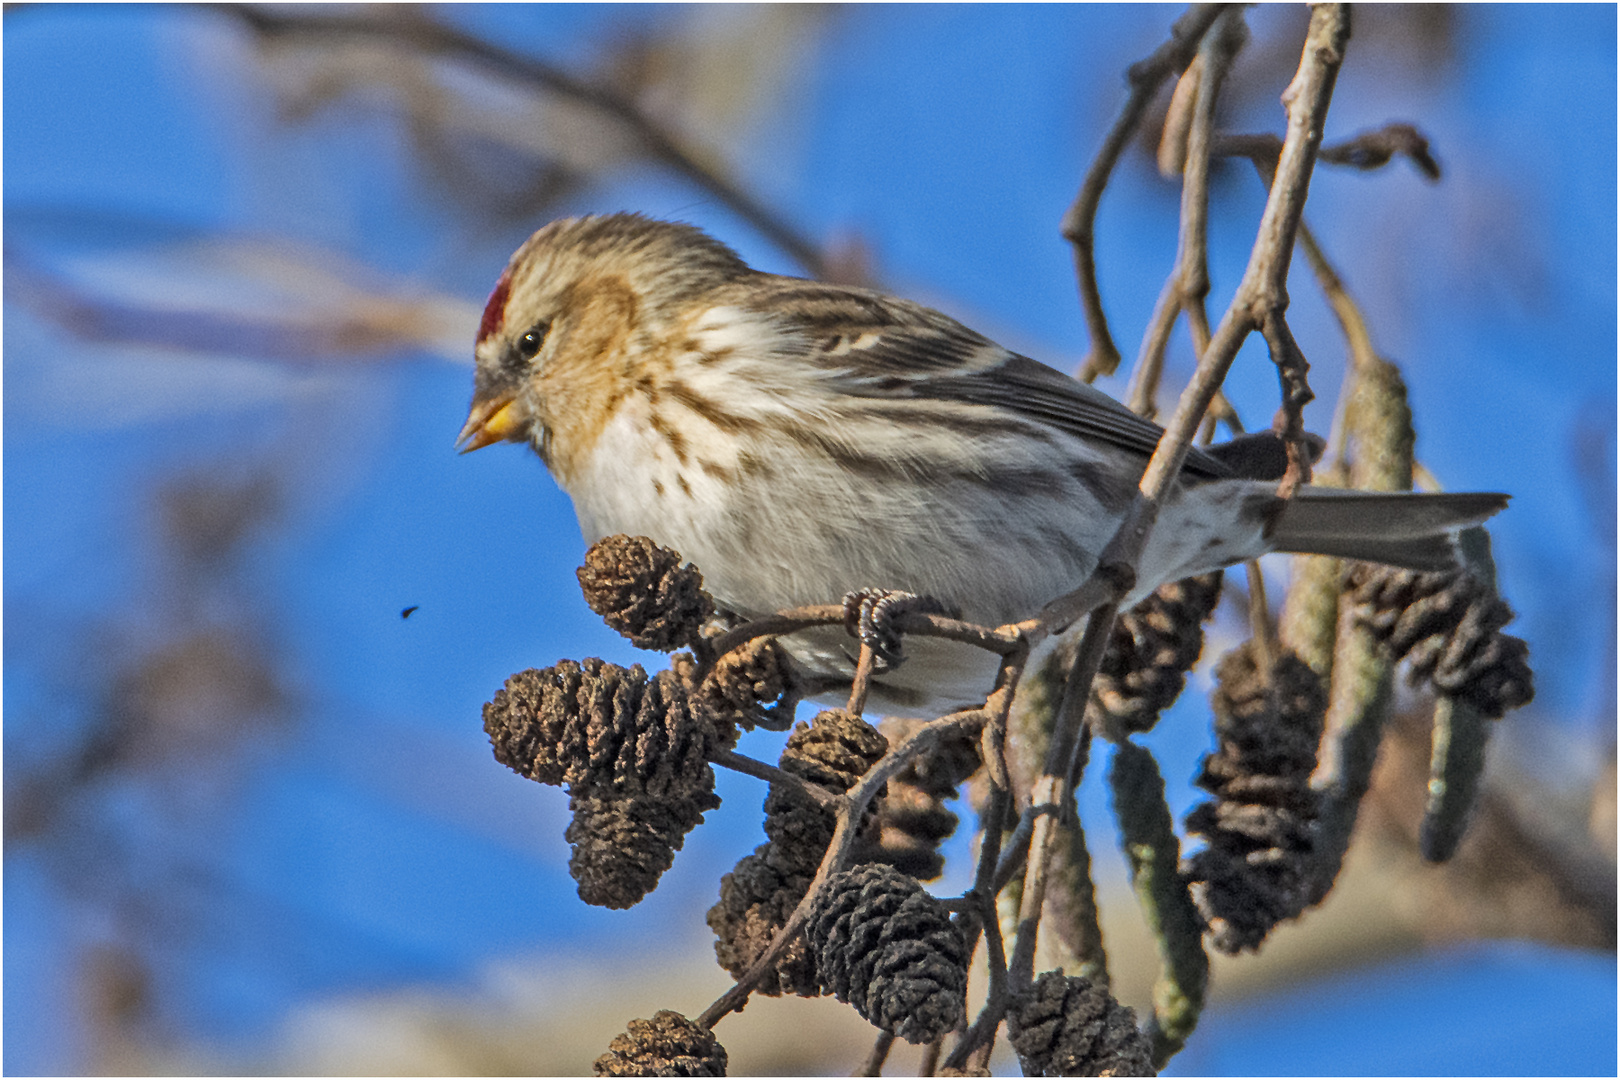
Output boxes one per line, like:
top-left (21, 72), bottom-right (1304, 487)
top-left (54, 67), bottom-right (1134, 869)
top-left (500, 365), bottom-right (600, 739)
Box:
top-left (458, 213), bottom-right (1506, 711)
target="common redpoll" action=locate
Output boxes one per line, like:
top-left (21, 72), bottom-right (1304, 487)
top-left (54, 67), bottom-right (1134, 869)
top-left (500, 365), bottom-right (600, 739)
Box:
top-left (459, 214), bottom-right (1506, 710)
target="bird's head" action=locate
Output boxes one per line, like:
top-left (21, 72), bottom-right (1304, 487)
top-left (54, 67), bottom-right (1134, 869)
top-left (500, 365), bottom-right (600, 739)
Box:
top-left (456, 213), bottom-right (751, 480)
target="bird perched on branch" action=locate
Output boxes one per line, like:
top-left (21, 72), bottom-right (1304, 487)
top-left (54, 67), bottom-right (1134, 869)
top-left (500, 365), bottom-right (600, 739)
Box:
top-left (459, 214), bottom-right (1505, 710)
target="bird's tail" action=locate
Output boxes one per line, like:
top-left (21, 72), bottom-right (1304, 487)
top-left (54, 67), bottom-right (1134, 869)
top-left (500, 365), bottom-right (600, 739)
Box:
top-left (1268, 489), bottom-right (1509, 571)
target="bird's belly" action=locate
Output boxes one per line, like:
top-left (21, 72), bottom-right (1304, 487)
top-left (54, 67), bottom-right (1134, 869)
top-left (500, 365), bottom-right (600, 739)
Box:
top-left (776, 622), bottom-right (1018, 715)
top-left (567, 418), bottom-right (1136, 713)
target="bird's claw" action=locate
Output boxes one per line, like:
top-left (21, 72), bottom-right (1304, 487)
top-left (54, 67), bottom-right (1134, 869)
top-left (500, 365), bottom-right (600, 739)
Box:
top-left (841, 588), bottom-right (955, 670)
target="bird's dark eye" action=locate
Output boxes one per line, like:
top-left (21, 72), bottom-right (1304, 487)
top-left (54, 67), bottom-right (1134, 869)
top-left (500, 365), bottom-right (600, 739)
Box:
top-left (516, 321), bottom-right (550, 362)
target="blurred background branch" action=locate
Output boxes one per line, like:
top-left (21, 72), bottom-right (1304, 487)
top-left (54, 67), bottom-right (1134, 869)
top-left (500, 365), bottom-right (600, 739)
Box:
top-left (208, 3), bottom-right (836, 279)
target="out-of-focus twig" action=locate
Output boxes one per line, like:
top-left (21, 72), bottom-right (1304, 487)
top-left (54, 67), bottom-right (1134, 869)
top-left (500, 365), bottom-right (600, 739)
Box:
top-left (1214, 119), bottom-right (1443, 472)
top-left (1213, 122), bottom-right (1441, 182)
top-left (856, 1030), bottom-right (894, 1077)
top-left (942, 784), bottom-right (1014, 1072)
top-left (204, 4), bottom-right (833, 279)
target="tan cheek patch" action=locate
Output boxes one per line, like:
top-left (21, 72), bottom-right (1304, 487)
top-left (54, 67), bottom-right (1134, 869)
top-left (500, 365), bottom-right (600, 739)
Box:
top-left (540, 275), bottom-right (643, 483)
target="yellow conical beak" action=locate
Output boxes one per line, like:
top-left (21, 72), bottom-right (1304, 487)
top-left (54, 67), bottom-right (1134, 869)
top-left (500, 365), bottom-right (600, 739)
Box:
top-left (456, 396), bottom-right (523, 453)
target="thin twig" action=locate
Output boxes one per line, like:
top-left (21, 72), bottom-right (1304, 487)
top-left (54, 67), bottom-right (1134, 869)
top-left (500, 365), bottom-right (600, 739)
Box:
top-left (707, 606), bottom-right (1023, 665)
top-left (901, 613), bottom-right (1028, 654)
top-left (708, 749), bottom-right (841, 811)
top-left (206, 3), bottom-right (832, 277)
top-left (1294, 219), bottom-right (1375, 466)
top-left (707, 605), bottom-right (846, 659)
top-left (1041, 74), bottom-right (1358, 631)
top-left (1213, 123), bottom-right (1434, 179)
top-left (1063, 3), bottom-right (1229, 381)
top-left (978, 707), bottom-right (1013, 794)
top-left (991, 804), bottom-right (1038, 894)
top-left (1243, 560), bottom-right (1277, 672)
top-left (987, 9), bottom-right (1351, 1068)
top-left (1178, 12), bottom-right (1247, 427)
top-left (1320, 122), bottom-right (1441, 178)
top-left (941, 784), bottom-right (1013, 1072)
top-left (1127, 275), bottom-right (1186, 419)
top-left (969, 886), bottom-right (1009, 1074)
top-left (1261, 309), bottom-right (1316, 495)
top-left (1134, 2), bottom-right (1350, 506)
top-left (847, 642), bottom-right (878, 716)
top-left (858, 1030), bottom-right (896, 1077)
top-left (916, 1038), bottom-right (944, 1078)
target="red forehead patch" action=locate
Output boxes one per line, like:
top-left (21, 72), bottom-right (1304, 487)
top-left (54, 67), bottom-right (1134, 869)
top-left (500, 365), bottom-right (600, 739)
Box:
top-left (477, 271), bottom-right (512, 344)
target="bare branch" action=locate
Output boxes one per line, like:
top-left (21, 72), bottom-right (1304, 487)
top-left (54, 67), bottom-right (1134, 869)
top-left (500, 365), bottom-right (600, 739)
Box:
top-left (1260, 308), bottom-right (1316, 494)
top-left (1137, 3), bottom-right (1350, 503)
top-left (1127, 275), bottom-right (1186, 419)
top-left (1030, 5), bottom-right (1363, 635)
top-left (996, 10), bottom-right (1352, 1054)
top-left (1130, 8), bottom-right (1248, 421)
top-left (1215, 121), bottom-right (1440, 182)
top-left (845, 642), bottom-right (879, 716)
top-left (942, 784), bottom-right (1014, 1072)
top-left (1062, 3), bottom-right (1229, 381)
top-left (708, 749), bottom-right (841, 811)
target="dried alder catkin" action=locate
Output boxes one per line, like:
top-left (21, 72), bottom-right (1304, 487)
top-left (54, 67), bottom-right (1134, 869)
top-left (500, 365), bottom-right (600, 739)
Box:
top-left (707, 709), bottom-right (888, 996)
top-left (1108, 741), bottom-right (1206, 1062)
top-left (807, 862), bottom-right (968, 1045)
top-left (1346, 555), bottom-right (1534, 862)
top-left (853, 717), bottom-right (981, 880)
top-left (593, 1011), bottom-right (727, 1077)
top-left (1181, 641), bottom-right (1327, 953)
top-left (484, 659), bottom-right (733, 908)
top-left (1092, 572), bottom-right (1225, 734)
top-left (1345, 563), bottom-right (1533, 717)
top-left (684, 636), bottom-right (796, 731)
top-left (1005, 971), bottom-right (1155, 1077)
top-left (578, 534), bottom-right (714, 652)
top-left (583, 534), bottom-right (797, 729)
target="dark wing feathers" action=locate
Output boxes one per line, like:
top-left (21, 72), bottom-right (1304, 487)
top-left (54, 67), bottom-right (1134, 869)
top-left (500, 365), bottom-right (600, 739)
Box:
top-left (915, 354), bottom-right (1229, 478)
top-left (749, 279), bottom-right (1228, 479)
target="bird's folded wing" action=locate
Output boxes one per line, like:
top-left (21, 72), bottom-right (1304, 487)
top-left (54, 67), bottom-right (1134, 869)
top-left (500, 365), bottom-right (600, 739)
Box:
top-left (753, 279), bottom-right (1228, 479)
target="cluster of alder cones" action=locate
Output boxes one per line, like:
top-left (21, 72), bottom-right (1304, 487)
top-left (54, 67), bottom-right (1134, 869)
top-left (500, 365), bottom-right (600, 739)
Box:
top-left (481, 534), bottom-right (1531, 1075)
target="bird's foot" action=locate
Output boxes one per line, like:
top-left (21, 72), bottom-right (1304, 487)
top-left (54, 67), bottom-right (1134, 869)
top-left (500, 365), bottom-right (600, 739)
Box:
top-left (841, 588), bottom-right (956, 670)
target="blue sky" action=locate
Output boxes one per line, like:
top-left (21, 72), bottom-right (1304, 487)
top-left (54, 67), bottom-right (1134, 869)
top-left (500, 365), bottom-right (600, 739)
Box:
top-left (5, 5), bottom-right (1614, 1074)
